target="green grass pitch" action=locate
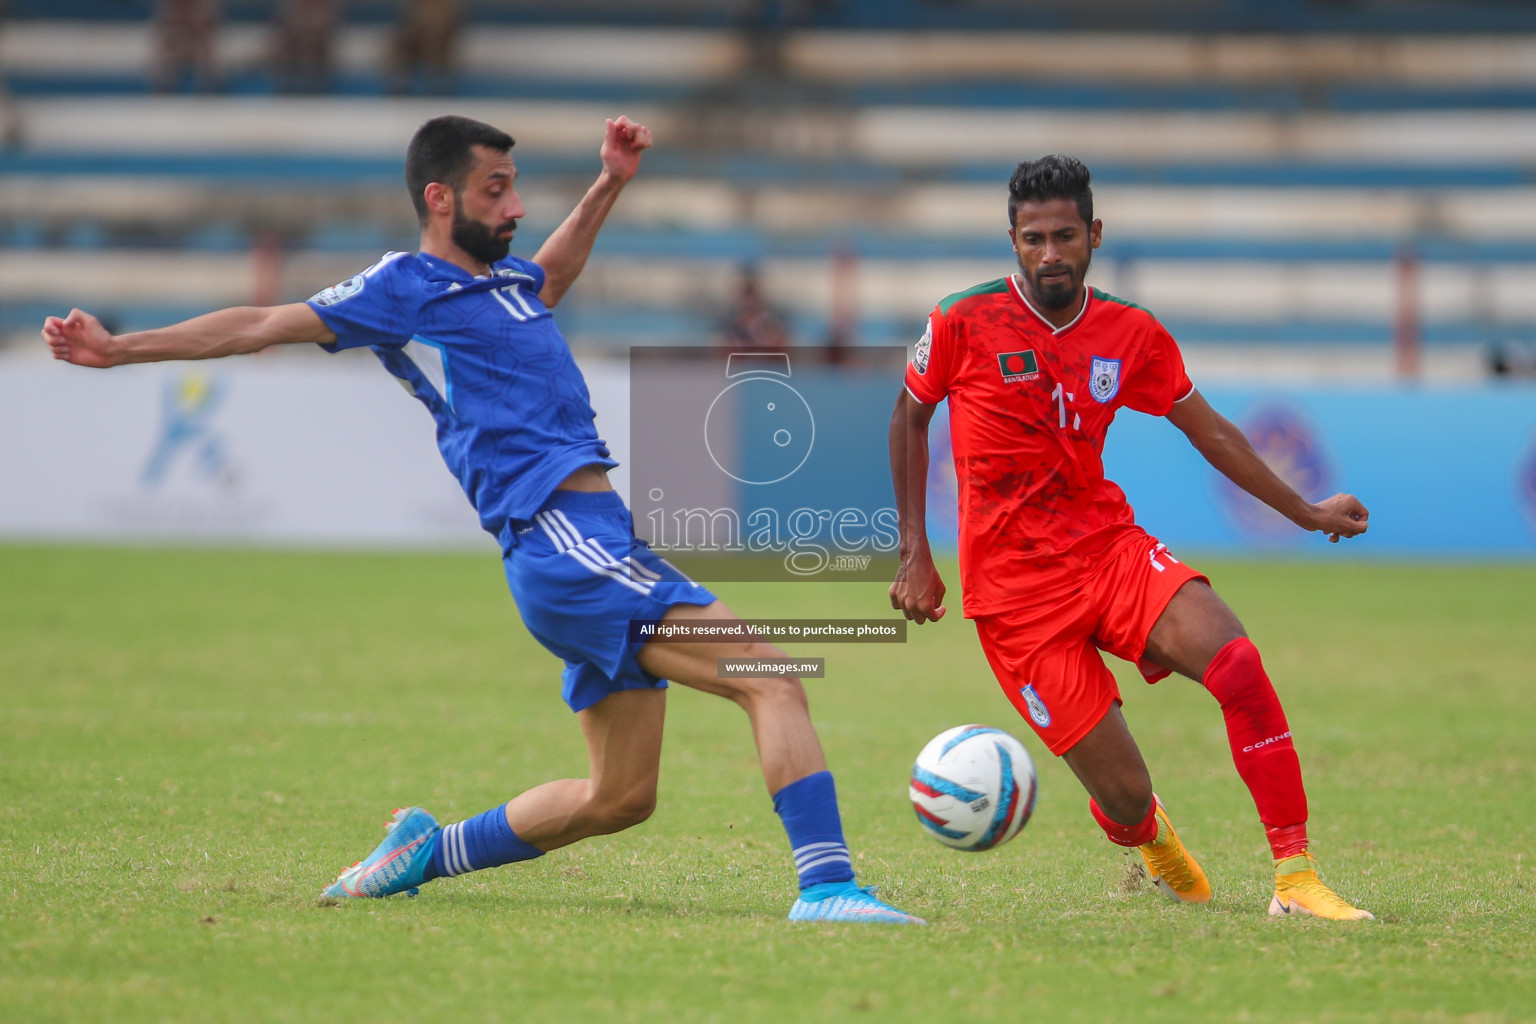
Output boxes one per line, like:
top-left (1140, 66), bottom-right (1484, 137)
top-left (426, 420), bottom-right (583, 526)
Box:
top-left (2, 545), bottom-right (1533, 1023)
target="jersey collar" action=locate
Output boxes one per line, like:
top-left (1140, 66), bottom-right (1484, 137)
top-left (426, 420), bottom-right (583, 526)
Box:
top-left (416, 251), bottom-right (539, 296)
top-left (416, 250), bottom-right (481, 283)
top-left (417, 251), bottom-right (529, 283)
top-left (1008, 274), bottom-right (1091, 336)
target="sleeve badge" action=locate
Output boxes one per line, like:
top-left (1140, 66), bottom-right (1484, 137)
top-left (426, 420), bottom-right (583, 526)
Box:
top-left (913, 322), bottom-right (933, 374)
top-left (310, 274), bottom-right (365, 306)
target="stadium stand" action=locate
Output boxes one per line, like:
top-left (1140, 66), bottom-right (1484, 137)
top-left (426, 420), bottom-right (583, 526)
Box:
top-left (5, 0), bottom-right (1536, 379)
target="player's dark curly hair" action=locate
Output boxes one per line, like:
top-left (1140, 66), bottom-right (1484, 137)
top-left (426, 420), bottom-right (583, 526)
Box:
top-left (405, 115), bottom-right (516, 225)
top-left (1007, 155), bottom-right (1094, 229)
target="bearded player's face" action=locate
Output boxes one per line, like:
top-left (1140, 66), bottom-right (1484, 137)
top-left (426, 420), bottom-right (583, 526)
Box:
top-left (1008, 198), bottom-right (1102, 311)
top-left (449, 145), bottom-right (526, 267)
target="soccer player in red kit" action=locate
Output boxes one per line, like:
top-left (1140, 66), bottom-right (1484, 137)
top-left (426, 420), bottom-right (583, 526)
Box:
top-left (889, 155), bottom-right (1374, 920)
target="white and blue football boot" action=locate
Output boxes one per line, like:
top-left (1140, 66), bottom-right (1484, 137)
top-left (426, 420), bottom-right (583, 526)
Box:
top-left (787, 881), bottom-right (927, 925)
top-left (321, 806), bottom-right (440, 899)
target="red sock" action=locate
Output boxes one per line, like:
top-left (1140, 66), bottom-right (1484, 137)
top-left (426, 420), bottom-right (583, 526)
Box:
top-left (1089, 798), bottom-right (1158, 847)
top-left (1203, 637), bottom-right (1309, 860)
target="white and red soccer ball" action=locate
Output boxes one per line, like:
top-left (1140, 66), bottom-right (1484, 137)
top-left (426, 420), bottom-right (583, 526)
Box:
top-left (910, 725), bottom-right (1037, 851)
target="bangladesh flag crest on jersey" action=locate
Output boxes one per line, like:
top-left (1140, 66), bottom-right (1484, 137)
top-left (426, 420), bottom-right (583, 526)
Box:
top-left (997, 349), bottom-right (1039, 383)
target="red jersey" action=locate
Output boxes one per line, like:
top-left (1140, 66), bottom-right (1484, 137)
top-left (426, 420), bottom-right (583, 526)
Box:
top-left (904, 278), bottom-right (1194, 617)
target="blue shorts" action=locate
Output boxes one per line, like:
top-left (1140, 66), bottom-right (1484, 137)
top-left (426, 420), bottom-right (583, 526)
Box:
top-left (502, 489), bottom-right (718, 713)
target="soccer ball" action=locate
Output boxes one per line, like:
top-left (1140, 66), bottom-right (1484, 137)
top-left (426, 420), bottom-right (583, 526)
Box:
top-left (910, 725), bottom-right (1037, 851)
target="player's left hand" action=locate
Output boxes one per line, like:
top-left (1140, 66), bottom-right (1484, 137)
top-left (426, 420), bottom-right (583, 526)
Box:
top-left (889, 548), bottom-right (948, 625)
top-left (600, 116), bottom-right (652, 183)
top-left (1305, 493), bottom-right (1369, 543)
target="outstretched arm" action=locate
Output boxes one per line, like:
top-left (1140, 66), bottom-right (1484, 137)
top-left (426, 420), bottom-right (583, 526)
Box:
top-left (888, 389), bottom-right (948, 623)
top-left (42, 303), bottom-right (334, 368)
top-left (532, 116), bottom-right (652, 308)
top-left (1166, 388), bottom-right (1368, 543)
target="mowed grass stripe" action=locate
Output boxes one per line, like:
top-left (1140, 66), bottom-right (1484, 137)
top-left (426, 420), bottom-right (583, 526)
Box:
top-left (1, 546), bottom-right (1532, 1023)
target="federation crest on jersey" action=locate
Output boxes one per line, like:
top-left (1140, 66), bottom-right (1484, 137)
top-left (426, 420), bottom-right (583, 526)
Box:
top-left (1089, 356), bottom-right (1121, 403)
top-left (310, 274), bottom-right (365, 306)
top-left (1019, 684), bottom-right (1051, 728)
top-left (913, 323), bottom-right (933, 374)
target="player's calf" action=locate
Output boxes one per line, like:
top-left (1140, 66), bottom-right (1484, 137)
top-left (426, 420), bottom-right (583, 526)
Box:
top-left (498, 773), bottom-right (661, 850)
top-left (1203, 637), bottom-right (1313, 860)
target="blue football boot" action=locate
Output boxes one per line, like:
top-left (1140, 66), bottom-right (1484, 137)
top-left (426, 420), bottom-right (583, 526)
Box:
top-left (787, 881), bottom-right (927, 925)
top-left (321, 807), bottom-right (440, 899)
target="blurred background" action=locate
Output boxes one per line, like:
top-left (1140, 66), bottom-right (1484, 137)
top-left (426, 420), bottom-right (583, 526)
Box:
top-left (2, 0), bottom-right (1536, 556)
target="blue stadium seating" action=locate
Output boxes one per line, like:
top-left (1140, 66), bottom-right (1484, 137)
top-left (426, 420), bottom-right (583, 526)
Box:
top-left (4, 9), bottom-right (1536, 361)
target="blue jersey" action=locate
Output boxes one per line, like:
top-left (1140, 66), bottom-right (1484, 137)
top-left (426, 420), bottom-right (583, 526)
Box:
top-left (306, 251), bottom-right (617, 540)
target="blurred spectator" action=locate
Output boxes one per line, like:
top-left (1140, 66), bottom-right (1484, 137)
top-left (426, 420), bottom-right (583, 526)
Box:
top-left (271, 0), bottom-right (338, 94)
top-left (0, 79), bottom-right (18, 149)
top-left (822, 241), bottom-right (858, 364)
top-left (743, 0), bottom-right (789, 80)
top-left (389, 0), bottom-right (460, 95)
top-left (741, 0), bottom-right (834, 79)
top-left (0, 0), bottom-right (22, 146)
top-left (152, 0), bottom-right (221, 92)
top-left (1488, 342), bottom-right (1536, 378)
top-left (719, 265), bottom-right (791, 350)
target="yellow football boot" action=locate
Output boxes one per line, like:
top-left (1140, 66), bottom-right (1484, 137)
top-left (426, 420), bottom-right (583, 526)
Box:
top-left (1269, 853), bottom-right (1375, 920)
top-left (1137, 798), bottom-right (1213, 904)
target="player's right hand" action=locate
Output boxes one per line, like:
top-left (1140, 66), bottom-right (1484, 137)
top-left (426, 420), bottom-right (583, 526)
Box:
top-left (1307, 492), bottom-right (1369, 543)
top-left (890, 551), bottom-right (947, 625)
top-left (600, 115), bottom-right (653, 183)
top-left (42, 308), bottom-right (120, 368)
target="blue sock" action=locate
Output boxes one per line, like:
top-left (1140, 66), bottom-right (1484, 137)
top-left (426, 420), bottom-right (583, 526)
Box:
top-left (424, 805), bottom-right (544, 881)
top-left (772, 770), bottom-right (855, 890)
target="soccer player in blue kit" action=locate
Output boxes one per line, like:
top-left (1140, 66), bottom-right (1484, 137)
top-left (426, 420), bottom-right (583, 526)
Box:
top-left (42, 114), bottom-right (922, 925)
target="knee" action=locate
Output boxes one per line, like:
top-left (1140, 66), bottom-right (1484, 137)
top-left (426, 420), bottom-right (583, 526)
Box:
top-left (610, 794), bottom-right (656, 831)
top-left (1203, 636), bottom-right (1267, 701)
top-left (730, 672), bottom-right (810, 715)
top-left (1093, 775), bottom-right (1154, 826)
top-left (589, 785), bottom-right (657, 833)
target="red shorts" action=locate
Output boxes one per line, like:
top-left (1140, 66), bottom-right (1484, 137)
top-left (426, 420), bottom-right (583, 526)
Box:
top-left (973, 528), bottom-right (1206, 757)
